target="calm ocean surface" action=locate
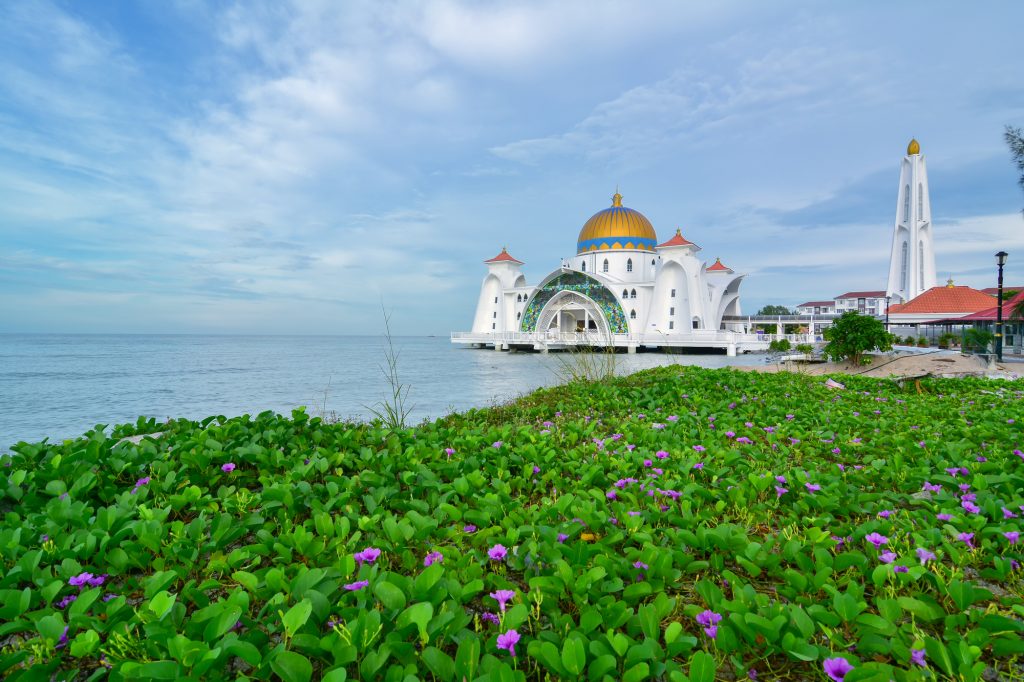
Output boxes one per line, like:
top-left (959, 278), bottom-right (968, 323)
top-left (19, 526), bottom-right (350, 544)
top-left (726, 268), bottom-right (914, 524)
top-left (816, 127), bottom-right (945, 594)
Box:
top-left (0, 334), bottom-right (766, 450)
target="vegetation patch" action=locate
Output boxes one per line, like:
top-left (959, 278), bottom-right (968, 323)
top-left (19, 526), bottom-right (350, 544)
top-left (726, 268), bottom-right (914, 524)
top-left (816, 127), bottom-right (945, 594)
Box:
top-left (1, 367), bottom-right (1023, 681)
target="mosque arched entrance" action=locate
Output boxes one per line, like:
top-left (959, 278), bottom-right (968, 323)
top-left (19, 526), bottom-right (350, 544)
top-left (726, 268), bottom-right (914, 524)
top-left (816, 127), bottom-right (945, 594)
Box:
top-left (536, 291), bottom-right (610, 337)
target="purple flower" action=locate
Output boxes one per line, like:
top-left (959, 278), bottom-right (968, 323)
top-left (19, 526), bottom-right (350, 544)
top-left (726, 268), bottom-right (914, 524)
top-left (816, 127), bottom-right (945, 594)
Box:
top-left (1003, 507), bottom-right (1019, 519)
top-left (652, 423), bottom-right (665, 430)
top-left (937, 513), bottom-right (953, 522)
top-left (957, 532), bottom-right (975, 548)
top-left (775, 475), bottom-right (787, 484)
top-left (131, 476), bottom-right (151, 494)
top-left (775, 486), bottom-right (788, 498)
top-left (879, 551), bottom-right (897, 564)
top-left (667, 415), bottom-right (679, 422)
top-left (488, 544), bottom-right (507, 561)
top-left (221, 462), bottom-right (236, 473)
top-left (69, 572), bottom-right (94, 587)
top-left (87, 574), bottom-right (107, 587)
top-left (736, 437), bottom-right (753, 444)
top-left (877, 510), bottom-right (893, 519)
top-left (865, 533), bottom-right (888, 549)
top-left (916, 547), bottom-right (936, 564)
top-left (606, 490), bottom-right (617, 500)
top-left (961, 499), bottom-right (981, 514)
top-left (922, 482), bottom-right (942, 493)
top-left (805, 483), bottom-right (821, 492)
top-left (492, 441), bottom-right (503, 448)
top-left (748, 669), bottom-right (757, 680)
top-left (532, 465), bottom-right (540, 474)
top-left (643, 459), bottom-right (652, 467)
top-left (557, 533), bottom-right (568, 543)
top-left (823, 657), bottom-right (854, 682)
top-left (102, 593), bottom-right (118, 602)
top-left (633, 560), bottom-right (649, 570)
top-left (496, 629), bottom-right (520, 657)
top-left (354, 547), bottom-right (381, 566)
top-left (55, 626), bottom-right (69, 649)
top-left (692, 445), bottom-right (706, 452)
top-left (725, 431), bottom-right (736, 438)
top-left (693, 462), bottom-right (704, 470)
top-left (945, 467), bottom-right (959, 477)
top-left (894, 565), bottom-right (909, 573)
top-left (40, 534), bottom-right (49, 542)
top-left (1004, 531), bottom-right (1020, 545)
top-left (481, 612), bottom-right (500, 625)
top-left (695, 610), bottom-right (722, 627)
top-left (463, 524), bottom-right (477, 533)
top-left (444, 447), bottom-right (455, 457)
top-left (57, 594), bottom-right (77, 609)
top-left (489, 589), bottom-right (516, 612)
top-left (344, 580), bottom-right (369, 591)
top-left (911, 648), bottom-right (927, 667)
top-left (423, 551), bottom-right (443, 567)
top-left (655, 450), bottom-right (669, 460)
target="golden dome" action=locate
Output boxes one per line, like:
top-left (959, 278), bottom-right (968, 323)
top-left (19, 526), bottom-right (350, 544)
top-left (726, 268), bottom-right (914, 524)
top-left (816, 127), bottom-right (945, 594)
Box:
top-left (576, 192), bottom-right (658, 254)
top-left (907, 138), bottom-right (920, 155)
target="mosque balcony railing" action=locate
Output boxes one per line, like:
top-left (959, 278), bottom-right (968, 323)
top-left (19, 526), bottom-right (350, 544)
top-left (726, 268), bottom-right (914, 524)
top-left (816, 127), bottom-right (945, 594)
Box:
top-left (452, 330), bottom-right (798, 346)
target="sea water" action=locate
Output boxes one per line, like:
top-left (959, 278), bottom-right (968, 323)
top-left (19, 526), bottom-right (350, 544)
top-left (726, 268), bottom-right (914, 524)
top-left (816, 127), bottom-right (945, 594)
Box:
top-left (0, 334), bottom-right (766, 449)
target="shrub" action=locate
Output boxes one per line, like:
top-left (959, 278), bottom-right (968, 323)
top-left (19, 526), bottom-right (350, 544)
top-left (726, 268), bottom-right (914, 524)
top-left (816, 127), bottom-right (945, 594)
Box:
top-left (917, 336), bottom-right (929, 347)
top-left (822, 311), bottom-right (893, 364)
top-left (963, 327), bottom-right (994, 353)
top-left (904, 335), bottom-right (916, 345)
top-left (768, 338), bottom-right (792, 352)
top-left (795, 343), bottom-right (813, 356)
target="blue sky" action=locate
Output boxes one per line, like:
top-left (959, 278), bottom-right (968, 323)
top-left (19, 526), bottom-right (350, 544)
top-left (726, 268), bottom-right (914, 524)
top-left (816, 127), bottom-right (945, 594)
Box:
top-left (1, 1), bottom-right (1022, 334)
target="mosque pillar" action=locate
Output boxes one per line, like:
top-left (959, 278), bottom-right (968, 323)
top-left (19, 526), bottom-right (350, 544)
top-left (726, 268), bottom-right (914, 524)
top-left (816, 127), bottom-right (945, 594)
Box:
top-left (776, 321), bottom-right (783, 336)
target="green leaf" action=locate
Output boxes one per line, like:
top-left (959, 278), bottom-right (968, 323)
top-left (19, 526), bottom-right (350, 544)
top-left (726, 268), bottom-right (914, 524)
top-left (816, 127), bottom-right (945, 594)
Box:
top-left (421, 646), bottom-right (455, 681)
top-left (455, 635), bottom-right (480, 680)
top-left (689, 650), bottom-right (716, 682)
top-left (561, 637), bottom-right (587, 676)
top-left (623, 662), bottom-right (651, 682)
top-left (372, 580), bottom-right (406, 611)
top-left (270, 650), bottom-right (313, 682)
top-left (396, 602), bottom-right (433, 641)
top-left (148, 591), bottom-right (177, 619)
top-left (282, 599), bottom-right (312, 638)
top-left (69, 629), bottom-right (100, 657)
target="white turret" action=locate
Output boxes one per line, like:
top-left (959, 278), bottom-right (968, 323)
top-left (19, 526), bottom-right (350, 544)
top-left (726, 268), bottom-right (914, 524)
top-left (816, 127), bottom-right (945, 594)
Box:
top-left (471, 248), bottom-right (526, 333)
top-left (886, 139), bottom-right (936, 303)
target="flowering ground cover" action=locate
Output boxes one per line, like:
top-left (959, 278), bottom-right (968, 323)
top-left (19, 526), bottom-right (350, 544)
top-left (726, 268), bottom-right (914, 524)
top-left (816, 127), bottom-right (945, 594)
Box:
top-left (1, 366), bottom-right (1023, 681)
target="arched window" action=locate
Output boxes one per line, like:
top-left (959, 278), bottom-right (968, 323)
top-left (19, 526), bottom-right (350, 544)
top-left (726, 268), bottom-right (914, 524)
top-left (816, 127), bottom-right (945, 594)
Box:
top-left (651, 259), bottom-right (655, 267)
top-left (626, 258), bottom-right (633, 272)
top-left (670, 288), bottom-right (676, 298)
top-left (692, 318), bottom-right (700, 329)
top-left (630, 309), bottom-right (637, 320)
top-left (602, 259), bottom-right (609, 272)
top-left (903, 185), bottom-right (910, 222)
top-left (918, 184), bottom-right (923, 217)
top-left (630, 289), bottom-right (637, 299)
top-left (581, 261), bottom-right (586, 272)
top-left (622, 289), bottom-right (629, 298)
top-left (516, 312), bottom-right (521, 320)
top-left (669, 321), bottom-right (674, 330)
top-left (900, 242), bottom-right (908, 290)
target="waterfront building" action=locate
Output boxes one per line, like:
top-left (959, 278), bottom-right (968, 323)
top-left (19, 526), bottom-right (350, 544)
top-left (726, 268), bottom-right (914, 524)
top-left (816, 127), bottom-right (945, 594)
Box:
top-left (886, 280), bottom-right (995, 326)
top-left (457, 192), bottom-right (757, 354)
top-left (885, 139), bottom-right (937, 304)
top-left (795, 300), bottom-right (836, 315)
top-left (834, 291), bottom-right (888, 316)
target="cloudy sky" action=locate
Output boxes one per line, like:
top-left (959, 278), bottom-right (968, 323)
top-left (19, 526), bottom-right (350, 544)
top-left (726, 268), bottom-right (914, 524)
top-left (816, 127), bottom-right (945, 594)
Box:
top-left (2, 1), bottom-right (1022, 334)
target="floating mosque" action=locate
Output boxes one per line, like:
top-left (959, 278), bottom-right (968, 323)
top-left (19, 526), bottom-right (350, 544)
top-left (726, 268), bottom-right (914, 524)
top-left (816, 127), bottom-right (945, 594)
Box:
top-left (452, 191), bottom-right (763, 355)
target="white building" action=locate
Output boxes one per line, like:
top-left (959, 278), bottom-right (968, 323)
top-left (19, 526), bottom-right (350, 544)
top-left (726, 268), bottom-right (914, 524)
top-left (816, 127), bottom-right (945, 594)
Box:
top-left (459, 192), bottom-right (750, 353)
top-left (795, 300), bottom-right (836, 315)
top-left (886, 139), bottom-right (937, 303)
top-left (834, 290), bottom-right (888, 316)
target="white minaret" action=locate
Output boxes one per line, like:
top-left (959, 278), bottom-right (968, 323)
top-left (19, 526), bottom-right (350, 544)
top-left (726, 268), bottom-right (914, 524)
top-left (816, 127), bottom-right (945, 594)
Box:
top-left (886, 138), bottom-right (937, 303)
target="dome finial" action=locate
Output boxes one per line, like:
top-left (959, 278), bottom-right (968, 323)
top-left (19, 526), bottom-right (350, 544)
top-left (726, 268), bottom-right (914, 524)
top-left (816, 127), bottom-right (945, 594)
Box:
top-left (611, 188), bottom-right (622, 207)
top-left (946, 277), bottom-right (954, 288)
top-left (907, 138), bottom-right (920, 155)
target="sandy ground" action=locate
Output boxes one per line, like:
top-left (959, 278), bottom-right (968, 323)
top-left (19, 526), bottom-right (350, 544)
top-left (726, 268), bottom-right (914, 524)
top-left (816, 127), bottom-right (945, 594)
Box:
top-left (739, 350), bottom-right (1020, 380)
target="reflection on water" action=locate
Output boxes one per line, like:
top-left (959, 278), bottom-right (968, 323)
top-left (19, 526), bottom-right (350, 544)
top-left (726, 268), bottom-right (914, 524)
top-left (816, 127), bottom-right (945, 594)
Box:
top-left (0, 335), bottom-right (766, 448)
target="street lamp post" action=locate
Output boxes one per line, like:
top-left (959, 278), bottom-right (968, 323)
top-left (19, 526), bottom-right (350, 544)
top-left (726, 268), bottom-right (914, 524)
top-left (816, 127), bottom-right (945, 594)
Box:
top-left (996, 251), bottom-right (1008, 362)
top-left (884, 295), bottom-right (891, 333)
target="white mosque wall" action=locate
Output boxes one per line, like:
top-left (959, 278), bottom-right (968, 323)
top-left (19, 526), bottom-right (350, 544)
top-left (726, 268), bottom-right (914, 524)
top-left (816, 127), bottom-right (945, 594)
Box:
top-left (471, 274), bottom-right (503, 333)
top-left (886, 149), bottom-right (936, 303)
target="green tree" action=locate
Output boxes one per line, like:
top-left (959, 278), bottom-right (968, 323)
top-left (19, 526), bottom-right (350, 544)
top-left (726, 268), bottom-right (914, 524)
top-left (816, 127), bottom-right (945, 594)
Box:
top-left (963, 327), bottom-right (994, 353)
top-left (1007, 125), bottom-right (1024, 210)
top-left (757, 305), bottom-right (794, 315)
top-left (822, 311), bottom-right (893, 364)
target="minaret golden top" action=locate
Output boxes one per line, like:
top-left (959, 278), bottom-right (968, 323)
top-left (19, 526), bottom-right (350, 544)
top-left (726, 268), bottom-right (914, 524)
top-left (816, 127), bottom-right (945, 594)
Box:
top-left (611, 191), bottom-right (623, 207)
top-left (907, 138), bottom-right (921, 155)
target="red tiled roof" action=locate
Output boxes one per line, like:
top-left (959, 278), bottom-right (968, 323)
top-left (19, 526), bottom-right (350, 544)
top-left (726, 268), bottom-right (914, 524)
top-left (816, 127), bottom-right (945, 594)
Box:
top-left (798, 301), bottom-right (835, 307)
top-left (948, 290), bottom-right (1024, 321)
top-left (887, 285), bottom-right (996, 314)
top-left (484, 247), bottom-right (523, 265)
top-left (707, 258), bottom-right (732, 273)
top-left (980, 286), bottom-right (1024, 296)
top-left (657, 229), bottom-right (698, 249)
top-left (835, 290), bottom-right (886, 299)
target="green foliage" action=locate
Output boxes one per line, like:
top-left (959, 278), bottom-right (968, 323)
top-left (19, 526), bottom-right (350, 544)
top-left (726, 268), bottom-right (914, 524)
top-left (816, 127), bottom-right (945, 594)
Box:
top-left (937, 332), bottom-right (956, 349)
top-left (3, 367), bottom-right (1024, 680)
top-left (918, 336), bottom-right (930, 347)
top-left (767, 338), bottom-right (791, 352)
top-left (795, 343), bottom-right (813, 356)
top-left (821, 311), bottom-right (893, 364)
top-left (1006, 124), bottom-right (1024, 200)
top-left (963, 327), bottom-right (994, 353)
top-left (366, 306), bottom-right (413, 430)
top-left (756, 305), bottom-right (794, 316)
